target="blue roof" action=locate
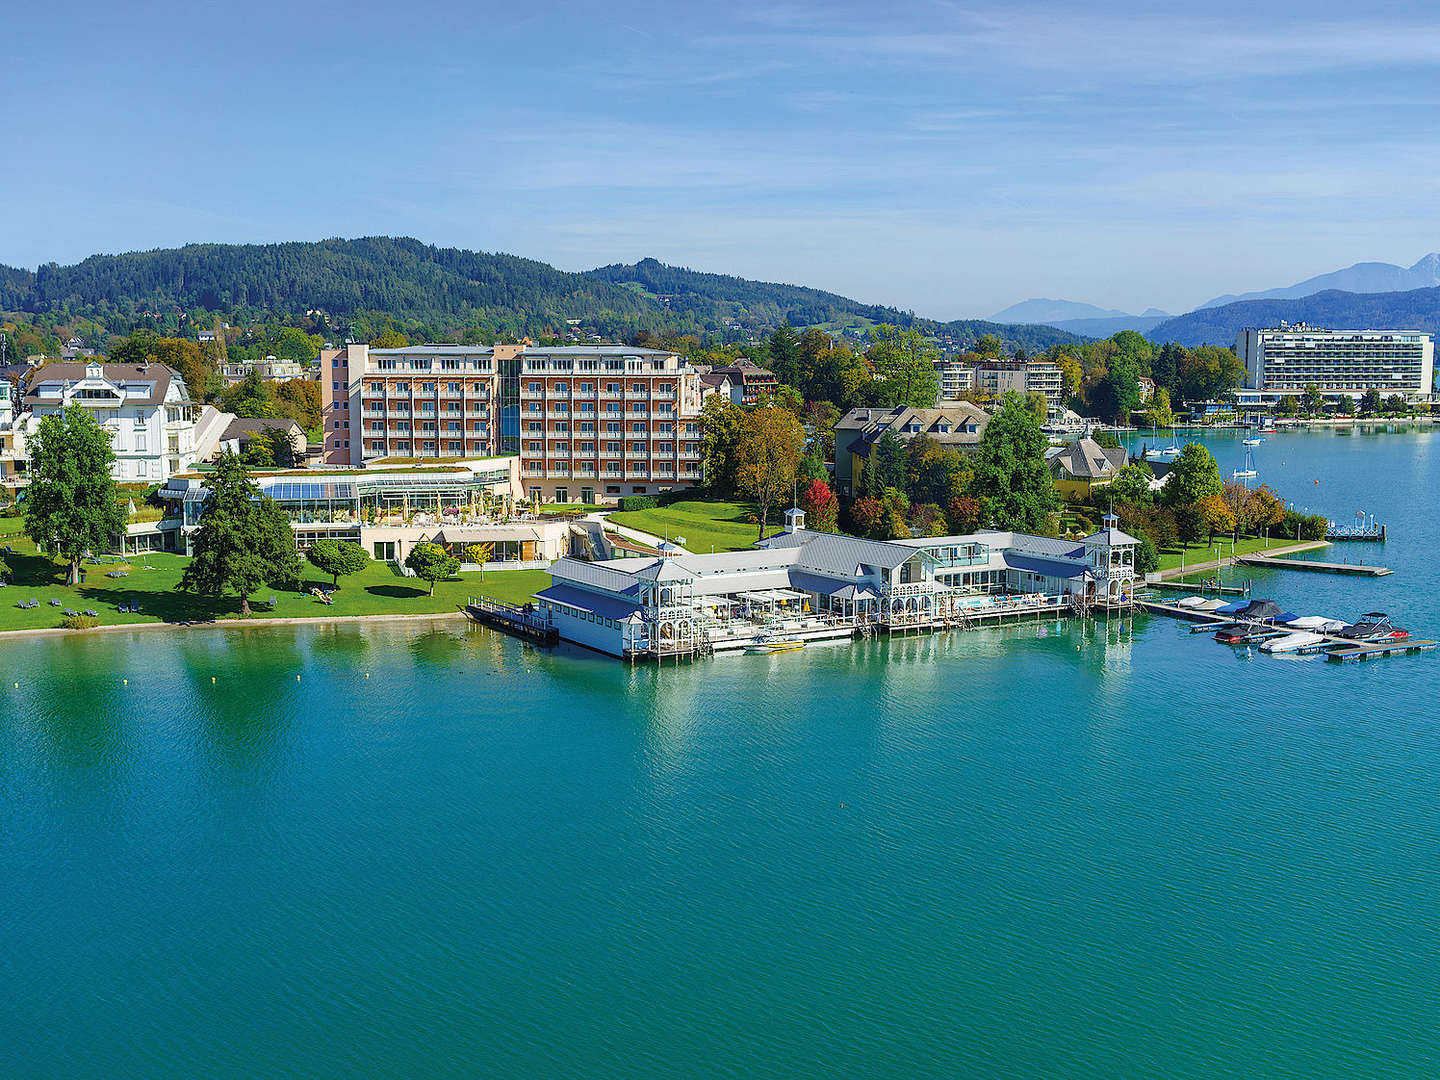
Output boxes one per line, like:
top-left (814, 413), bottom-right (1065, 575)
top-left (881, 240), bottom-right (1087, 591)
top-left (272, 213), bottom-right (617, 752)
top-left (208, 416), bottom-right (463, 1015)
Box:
top-left (535, 583), bottom-right (643, 621)
top-left (788, 569), bottom-right (863, 596)
top-left (1003, 553), bottom-right (1087, 580)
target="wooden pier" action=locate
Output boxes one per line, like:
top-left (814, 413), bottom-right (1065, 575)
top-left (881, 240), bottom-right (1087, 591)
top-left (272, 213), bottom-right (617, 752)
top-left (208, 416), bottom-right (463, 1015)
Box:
top-left (463, 596), bottom-right (559, 645)
top-left (1237, 554), bottom-right (1392, 576)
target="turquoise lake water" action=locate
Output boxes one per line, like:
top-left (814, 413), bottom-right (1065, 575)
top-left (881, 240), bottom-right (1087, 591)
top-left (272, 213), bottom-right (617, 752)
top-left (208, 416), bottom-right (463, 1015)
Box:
top-left (3, 427), bottom-right (1439, 1078)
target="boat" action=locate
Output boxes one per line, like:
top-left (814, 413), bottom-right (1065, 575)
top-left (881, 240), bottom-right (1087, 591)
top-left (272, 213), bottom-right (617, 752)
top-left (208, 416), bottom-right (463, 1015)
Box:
top-left (1260, 631), bottom-right (1327, 654)
top-left (1215, 626), bottom-right (1286, 645)
top-left (744, 636), bottom-right (806, 654)
top-left (1336, 612), bottom-right (1410, 642)
top-left (1233, 448), bottom-right (1257, 479)
top-left (1160, 445), bottom-right (1182, 456)
top-left (1286, 615), bottom-right (1345, 632)
top-left (1242, 436), bottom-right (1264, 446)
top-left (1194, 598), bottom-right (1232, 611)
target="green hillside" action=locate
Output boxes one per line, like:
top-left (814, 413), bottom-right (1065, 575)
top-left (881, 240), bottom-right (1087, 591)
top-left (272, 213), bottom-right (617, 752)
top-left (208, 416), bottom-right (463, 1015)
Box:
top-left (0, 237), bottom-right (1083, 351)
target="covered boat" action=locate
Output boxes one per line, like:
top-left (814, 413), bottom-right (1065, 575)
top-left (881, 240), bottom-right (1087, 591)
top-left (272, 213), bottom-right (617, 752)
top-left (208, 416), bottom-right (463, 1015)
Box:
top-left (1260, 631), bottom-right (1327, 653)
top-left (1286, 615), bottom-right (1345, 632)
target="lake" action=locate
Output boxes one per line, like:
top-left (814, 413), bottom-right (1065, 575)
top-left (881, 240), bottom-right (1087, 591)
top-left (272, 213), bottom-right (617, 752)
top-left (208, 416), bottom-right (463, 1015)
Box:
top-left (3, 427), bottom-right (1439, 1078)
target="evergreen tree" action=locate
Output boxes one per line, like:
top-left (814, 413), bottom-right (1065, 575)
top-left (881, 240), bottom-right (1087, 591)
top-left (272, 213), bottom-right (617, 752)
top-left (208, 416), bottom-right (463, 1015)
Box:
top-left (767, 323), bottom-right (802, 388)
top-left (969, 391), bottom-right (1059, 534)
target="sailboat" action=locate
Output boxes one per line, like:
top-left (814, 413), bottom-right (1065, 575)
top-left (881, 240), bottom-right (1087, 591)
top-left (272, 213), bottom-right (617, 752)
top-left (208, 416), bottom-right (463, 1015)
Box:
top-left (1232, 448), bottom-right (1257, 479)
top-left (1242, 434), bottom-right (1264, 446)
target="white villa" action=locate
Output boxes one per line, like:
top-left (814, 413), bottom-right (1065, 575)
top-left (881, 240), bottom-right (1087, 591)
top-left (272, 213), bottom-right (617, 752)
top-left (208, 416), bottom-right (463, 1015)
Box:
top-left (535, 509), bottom-right (1139, 659)
top-left (23, 362), bottom-right (230, 483)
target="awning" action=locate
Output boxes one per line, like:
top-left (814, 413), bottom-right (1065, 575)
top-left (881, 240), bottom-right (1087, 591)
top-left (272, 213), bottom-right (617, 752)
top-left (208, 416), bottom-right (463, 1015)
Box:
top-left (735, 589), bottom-right (806, 604)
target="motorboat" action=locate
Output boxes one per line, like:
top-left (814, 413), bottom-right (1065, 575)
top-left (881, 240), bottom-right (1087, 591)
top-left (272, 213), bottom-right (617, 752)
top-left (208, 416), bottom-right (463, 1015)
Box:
top-left (1260, 631), bottom-right (1327, 654)
top-left (1215, 625), bottom-right (1286, 644)
top-left (1195, 598), bottom-right (1232, 611)
top-left (744, 636), bottom-right (806, 654)
top-left (1336, 612), bottom-right (1410, 642)
top-left (1175, 596), bottom-right (1210, 608)
top-left (1286, 615), bottom-right (1345, 632)
top-left (1242, 436), bottom-right (1265, 446)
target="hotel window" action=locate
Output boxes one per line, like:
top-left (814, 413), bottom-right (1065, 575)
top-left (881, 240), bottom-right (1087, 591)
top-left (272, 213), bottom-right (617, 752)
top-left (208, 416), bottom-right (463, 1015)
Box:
top-left (606, 422), bottom-right (621, 434)
top-left (630, 403), bottom-right (646, 414)
top-left (528, 422), bottom-right (543, 433)
top-left (447, 382), bottom-right (461, 393)
top-left (580, 421), bottom-right (595, 432)
top-left (631, 383), bottom-right (645, 394)
top-left (554, 382), bottom-right (568, 393)
top-left (630, 422), bottom-right (646, 433)
top-left (527, 382), bottom-right (541, 393)
top-left (631, 441), bottom-right (646, 454)
top-left (606, 441), bottom-right (621, 453)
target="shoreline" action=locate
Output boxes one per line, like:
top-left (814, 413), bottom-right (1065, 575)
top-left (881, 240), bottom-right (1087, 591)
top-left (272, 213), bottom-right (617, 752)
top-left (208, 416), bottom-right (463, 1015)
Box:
top-left (1150, 539), bottom-right (1331, 581)
top-left (0, 608), bottom-right (469, 642)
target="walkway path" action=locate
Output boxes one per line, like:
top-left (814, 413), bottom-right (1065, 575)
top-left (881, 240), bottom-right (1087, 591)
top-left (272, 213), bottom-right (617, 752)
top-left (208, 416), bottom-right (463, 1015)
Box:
top-left (582, 513), bottom-right (693, 556)
top-left (1151, 540), bottom-right (1330, 582)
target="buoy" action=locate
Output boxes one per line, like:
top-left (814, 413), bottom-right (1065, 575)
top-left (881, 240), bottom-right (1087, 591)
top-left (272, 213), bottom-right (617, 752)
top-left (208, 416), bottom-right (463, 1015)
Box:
top-left (211, 676), bottom-right (216, 683)
top-left (123, 679), bottom-right (127, 686)
top-left (296, 674), bottom-right (301, 681)
top-left (365, 672), bottom-right (370, 678)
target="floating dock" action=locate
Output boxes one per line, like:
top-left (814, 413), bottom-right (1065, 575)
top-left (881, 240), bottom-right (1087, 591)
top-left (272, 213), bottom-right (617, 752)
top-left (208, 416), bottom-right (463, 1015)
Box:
top-left (464, 596), bottom-right (560, 645)
top-left (1326, 639), bottom-right (1437, 662)
top-left (1236, 554), bottom-right (1392, 576)
top-left (1146, 580), bottom-right (1250, 596)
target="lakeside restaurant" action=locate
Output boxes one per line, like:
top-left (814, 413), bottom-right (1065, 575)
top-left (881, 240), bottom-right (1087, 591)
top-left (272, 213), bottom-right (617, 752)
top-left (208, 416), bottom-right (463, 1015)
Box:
top-left (534, 509), bottom-right (1139, 659)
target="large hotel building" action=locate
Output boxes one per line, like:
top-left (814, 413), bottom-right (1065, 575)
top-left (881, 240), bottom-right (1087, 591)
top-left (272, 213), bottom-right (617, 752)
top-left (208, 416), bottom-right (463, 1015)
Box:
top-left (1235, 324), bottom-right (1435, 404)
top-left (320, 343), bottom-right (705, 503)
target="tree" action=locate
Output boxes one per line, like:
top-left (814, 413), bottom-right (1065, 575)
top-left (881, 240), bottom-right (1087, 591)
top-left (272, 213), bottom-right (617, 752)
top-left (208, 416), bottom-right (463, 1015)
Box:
top-left (371, 329), bottom-right (410, 349)
top-left (464, 542), bottom-right (495, 567)
top-left (1108, 463), bottom-right (1155, 506)
top-left (242, 428), bottom-right (276, 469)
top-left (306, 538), bottom-right (370, 588)
top-left (904, 434), bottom-right (965, 507)
top-left (1024, 390), bottom-right (1049, 427)
top-left (1162, 443), bottom-right (1223, 507)
top-left (1133, 531), bottom-right (1160, 575)
top-left (1095, 353), bottom-right (1142, 422)
top-left (698, 395), bottom-right (745, 496)
top-left (1197, 493), bottom-right (1236, 539)
top-left (180, 453), bottom-right (301, 615)
top-left (1149, 386), bottom-right (1175, 428)
top-left (221, 369), bottom-right (275, 418)
top-left (798, 479), bottom-right (839, 533)
top-left (867, 325), bottom-right (940, 407)
top-left (849, 497), bottom-right (884, 537)
top-left (405, 541), bottom-right (460, 595)
top-left (274, 379), bottom-right (322, 431)
top-left (767, 324), bottom-right (802, 388)
top-left (1301, 383), bottom-right (1327, 418)
top-left (735, 407), bottom-right (806, 539)
top-left (1358, 388), bottom-right (1383, 417)
top-left (969, 391), bottom-right (1059, 533)
top-left (1275, 395), bottom-right (1299, 418)
top-left (871, 431), bottom-right (908, 492)
top-left (946, 495), bottom-right (984, 535)
top-left (1174, 502), bottom-right (1206, 545)
top-left (23, 406), bottom-right (128, 584)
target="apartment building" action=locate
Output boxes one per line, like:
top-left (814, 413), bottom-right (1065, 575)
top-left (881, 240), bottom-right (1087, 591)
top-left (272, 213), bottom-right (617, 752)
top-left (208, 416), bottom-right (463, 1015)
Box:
top-left (321, 343), bottom-right (705, 504)
top-left (704, 359), bottom-right (777, 405)
top-left (1235, 324), bottom-right (1435, 402)
top-left (970, 360), bottom-right (1065, 408)
top-left (934, 359), bottom-right (975, 400)
top-left (23, 362), bottom-right (230, 483)
top-left (0, 380), bottom-right (27, 492)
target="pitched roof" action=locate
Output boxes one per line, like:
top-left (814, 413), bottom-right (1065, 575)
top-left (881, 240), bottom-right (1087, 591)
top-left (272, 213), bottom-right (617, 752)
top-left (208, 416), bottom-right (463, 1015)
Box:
top-left (24, 362), bottom-right (183, 407)
top-left (222, 417), bottom-right (302, 441)
top-left (1051, 438), bottom-right (1127, 479)
top-left (834, 403), bottom-right (989, 453)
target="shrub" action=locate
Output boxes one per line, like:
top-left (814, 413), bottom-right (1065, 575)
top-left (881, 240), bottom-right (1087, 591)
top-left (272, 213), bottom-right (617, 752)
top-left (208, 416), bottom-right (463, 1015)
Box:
top-left (62, 614), bottom-right (99, 630)
top-left (1281, 510), bottom-right (1329, 541)
top-left (616, 495), bottom-right (659, 512)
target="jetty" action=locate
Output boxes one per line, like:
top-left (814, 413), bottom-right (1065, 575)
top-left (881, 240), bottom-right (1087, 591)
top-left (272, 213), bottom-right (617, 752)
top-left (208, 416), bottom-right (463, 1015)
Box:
top-left (1236, 554), bottom-right (1392, 576)
top-left (1139, 599), bottom-right (1431, 663)
top-left (1328, 639), bottom-right (1437, 662)
top-left (463, 596), bottom-right (559, 646)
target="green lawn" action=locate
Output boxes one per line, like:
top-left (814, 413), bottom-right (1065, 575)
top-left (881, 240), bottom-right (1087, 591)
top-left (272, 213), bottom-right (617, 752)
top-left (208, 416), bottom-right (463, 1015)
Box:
top-left (1155, 534), bottom-right (1316, 573)
top-left (0, 527), bottom-right (549, 633)
top-left (608, 500), bottom-right (783, 554)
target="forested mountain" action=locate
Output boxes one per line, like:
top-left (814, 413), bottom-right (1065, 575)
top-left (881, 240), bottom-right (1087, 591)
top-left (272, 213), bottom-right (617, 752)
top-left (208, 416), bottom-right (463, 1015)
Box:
top-left (0, 237), bottom-right (1082, 351)
top-left (1145, 286), bottom-right (1440, 347)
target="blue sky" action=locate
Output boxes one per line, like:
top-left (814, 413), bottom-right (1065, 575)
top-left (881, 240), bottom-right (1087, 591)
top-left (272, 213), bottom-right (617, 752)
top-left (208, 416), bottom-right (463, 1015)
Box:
top-left (3, 0), bottom-right (1439, 319)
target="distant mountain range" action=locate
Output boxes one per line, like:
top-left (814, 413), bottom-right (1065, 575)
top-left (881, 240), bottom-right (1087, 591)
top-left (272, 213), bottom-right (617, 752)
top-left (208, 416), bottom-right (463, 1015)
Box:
top-left (0, 237), bottom-right (1083, 353)
top-left (990, 298), bottom-right (1171, 338)
top-left (1199, 254), bottom-right (1440, 309)
top-left (1144, 286), bottom-right (1440, 347)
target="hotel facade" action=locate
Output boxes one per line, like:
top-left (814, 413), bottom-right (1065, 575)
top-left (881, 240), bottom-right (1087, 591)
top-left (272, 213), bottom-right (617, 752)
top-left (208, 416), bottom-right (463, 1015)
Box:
top-left (1235, 324), bottom-right (1435, 403)
top-left (321, 343), bottom-right (706, 504)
